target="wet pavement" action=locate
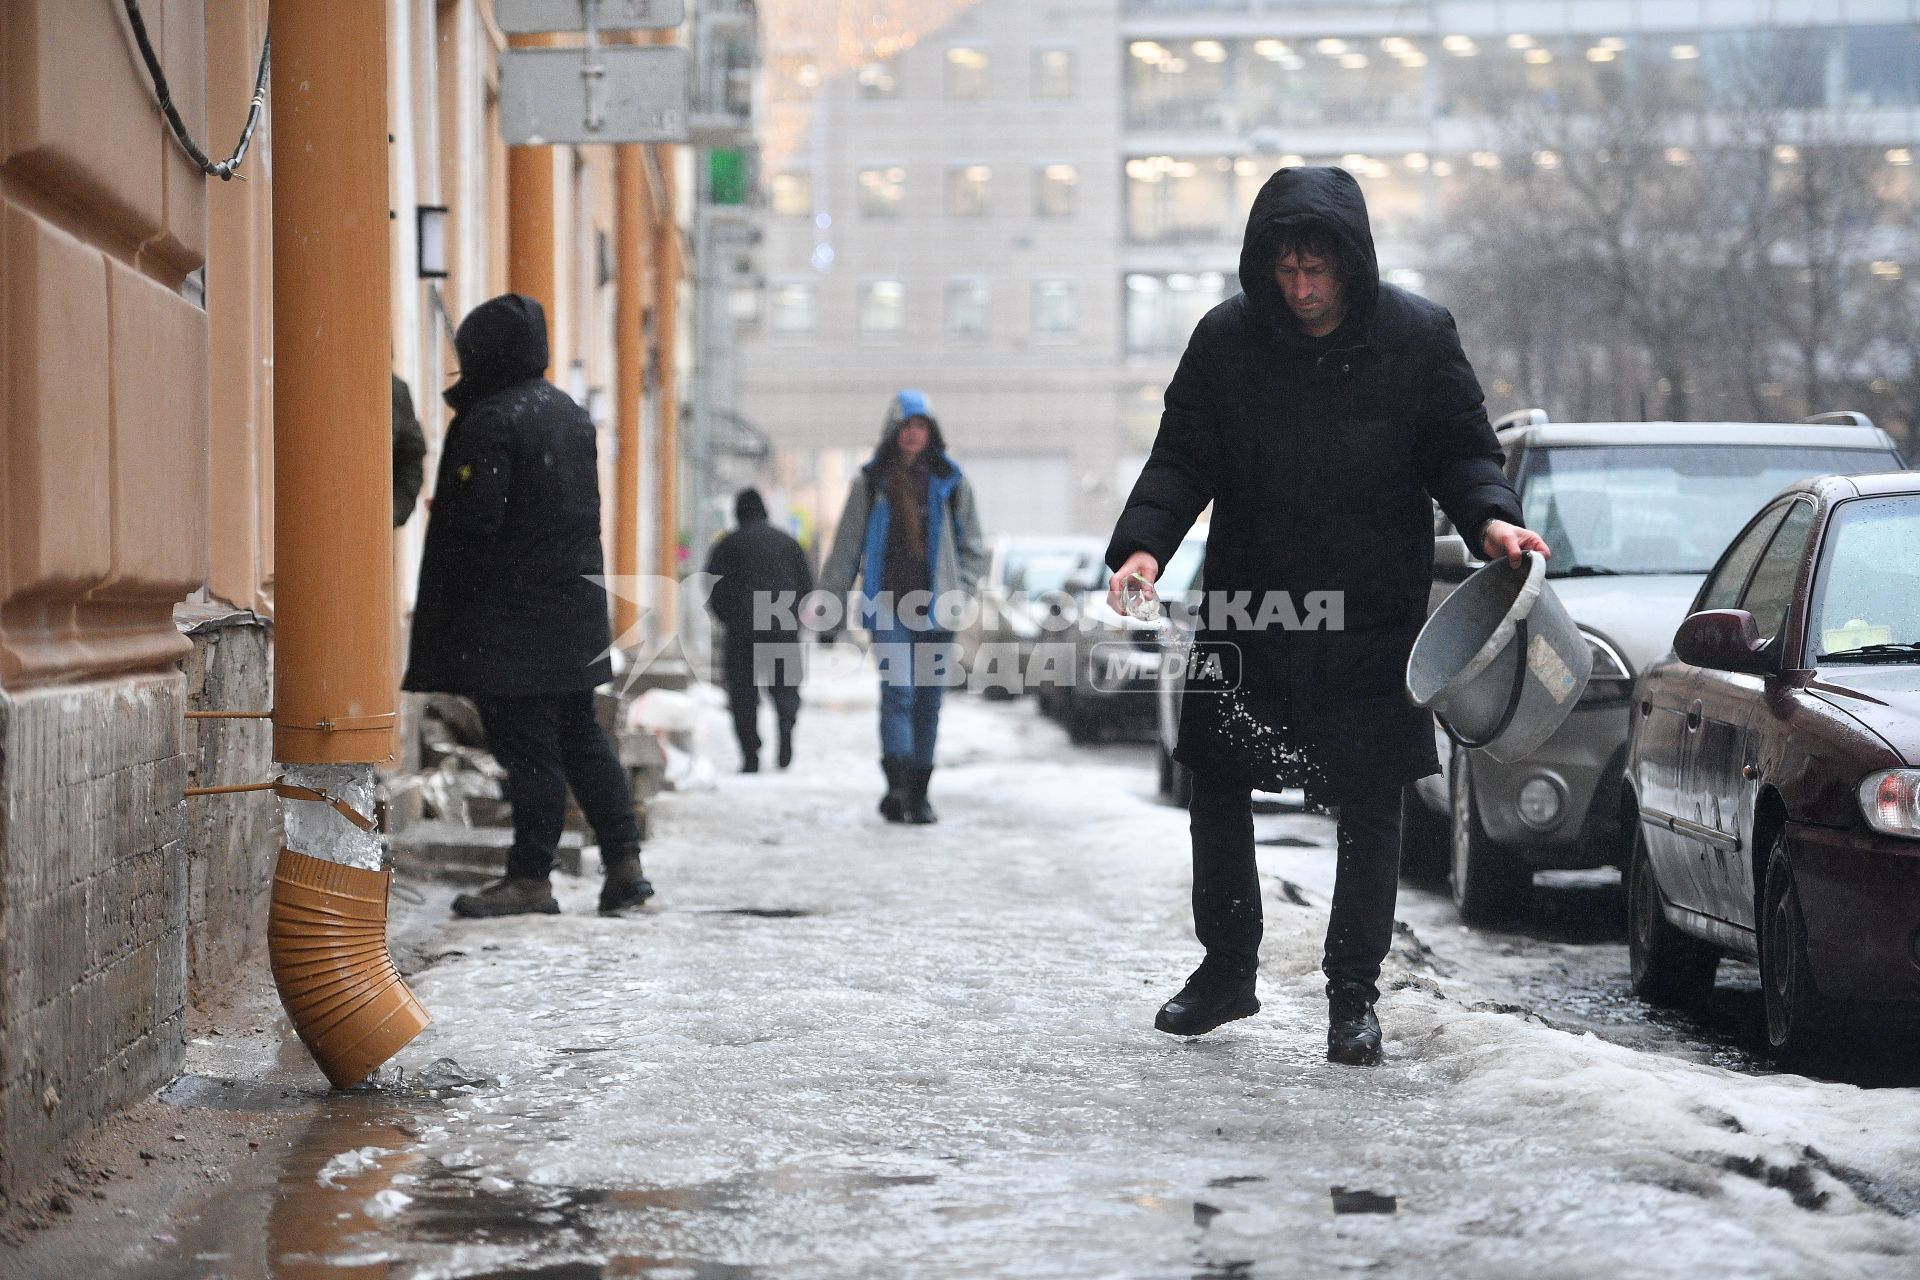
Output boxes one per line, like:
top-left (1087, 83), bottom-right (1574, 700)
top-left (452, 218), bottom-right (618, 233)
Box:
top-left (13, 666), bottom-right (1920, 1278)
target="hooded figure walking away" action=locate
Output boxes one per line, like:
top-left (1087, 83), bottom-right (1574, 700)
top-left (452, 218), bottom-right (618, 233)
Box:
top-left (819, 391), bottom-right (987, 824)
top-left (1106, 167), bottom-right (1548, 1064)
top-left (404, 293), bottom-right (654, 919)
top-left (705, 488), bottom-right (814, 772)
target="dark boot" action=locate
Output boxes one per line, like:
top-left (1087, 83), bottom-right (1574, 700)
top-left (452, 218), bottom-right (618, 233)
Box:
top-left (598, 848), bottom-right (655, 915)
top-left (904, 765), bottom-right (937, 825)
top-left (452, 876), bottom-right (560, 919)
top-left (741, 755), bottom-right (760, 774)
top-left (1154, 960), bottom-right (1259, 1036)
top-left (1327, 980), bottom-right (1383, 1065)
top-left (776, 723), bottom-right (795, 770)
top-left (879, 757), bottom-right (910, 823)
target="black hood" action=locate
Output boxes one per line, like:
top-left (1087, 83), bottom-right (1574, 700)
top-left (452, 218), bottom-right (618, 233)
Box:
top-left (446, 293), bottom-right (551, 414)
top-left (734, 488), bottom-right (768, 523)
top-left (1237, 166), bottom-right (1380, 343)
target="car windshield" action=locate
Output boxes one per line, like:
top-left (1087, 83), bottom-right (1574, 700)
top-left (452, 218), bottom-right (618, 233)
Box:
top-left (1811, 495), bottom-right (1920, 663)
top-left (1520, 445), bottom-right (1900, 576)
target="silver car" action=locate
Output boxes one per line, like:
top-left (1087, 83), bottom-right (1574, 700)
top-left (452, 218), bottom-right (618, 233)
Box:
top-left (1406, 412), bottom-right (1906, 926)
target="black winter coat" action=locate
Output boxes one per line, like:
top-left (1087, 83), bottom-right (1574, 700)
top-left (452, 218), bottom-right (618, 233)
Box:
top-left (403, 294), bottom-right (614, 696)
top-left (705, 517), bottom-right (814, 644)
top-left (1106, 167), bottom-right (1522, 803)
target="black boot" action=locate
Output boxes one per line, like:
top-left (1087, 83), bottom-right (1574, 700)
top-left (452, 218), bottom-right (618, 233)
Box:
top-left (1154, 960), bottom-right (1259, 1036)
top-left (452, 876), bottom-right (560, 919)
top-left (598, 847), bottom-right (655, 915)
top-left (1327, 980), bottom-right (1383, 1065)
top-left (741, 755), bottom-right (760, 774)
top-left (879, 757), bottom-right (910, 823)
top-left (904, 765), bottom-right (937, 824)
top-left (777, 723), bottom-right (795, 770)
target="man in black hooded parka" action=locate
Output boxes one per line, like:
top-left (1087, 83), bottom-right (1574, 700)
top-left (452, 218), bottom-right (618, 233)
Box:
top-left (1106, 167), bottom-right (1548, 1064)
top-left (405, 293), bottom-right (653, 919)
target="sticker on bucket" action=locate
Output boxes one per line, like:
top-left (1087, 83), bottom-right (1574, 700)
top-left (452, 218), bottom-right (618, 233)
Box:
top-left (1528, 634), bottom-right (1579, 704)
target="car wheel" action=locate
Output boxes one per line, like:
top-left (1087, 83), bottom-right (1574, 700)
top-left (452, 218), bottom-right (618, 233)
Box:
top-left (1158, 744), bottom-right (1194, 806)
top-left (1627, 826), bottom-right (1718, 1007)
top-left (1450, 748), bottom-right (1530, 927)
top-left (1759, 838), bottom-right (1829, 1064)
top-left (1400, 783), bottom-right (1450, 884)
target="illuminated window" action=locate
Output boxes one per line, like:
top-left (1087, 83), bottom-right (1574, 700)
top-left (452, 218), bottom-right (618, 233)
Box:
top-left (947, 165), bottom-right (992, 217)
top-left (859, 280), bottom-right (905, 336)
top-left (1032, 278), bottom-right (1076, 337)
top-left (946, 278), bottom-right (990, 337)
top-left (769, 282), bottom-right (815, 334)
top-left (857, 166), bottom-right (906, 217)
top-left (857, 59), bottom-right (899, 100)
top-left (1035, 163), bottom-right (1078, 218)
top-left (946, 47), bottom-right (989, 99)
top-left (771, 171), bottom-right (811, 217)
top-left (1034, 47), bottom-right (1074, 98)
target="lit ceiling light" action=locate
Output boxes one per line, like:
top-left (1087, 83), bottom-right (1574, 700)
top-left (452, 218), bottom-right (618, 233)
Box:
top-left (1191, 40), bottom-right (1227, 63)
top-left (1316, 38), bottom-right (1348, 56)
top-left (1889, 148), bottom-right (1914, 166)
top-left (1872, 260), bottom-right (1903, 279)
top-left (797, 63), bottom-right (820, 87)
top-left (1164, 58), bottom-right (1189, 74)
top-left (1399, 51), bottom-right (1430, 68)
top-left (1278, 153), bottom-right (1305, 168)
top-left (1125, 159), bottom-right (1159, 182)
top-left (1671, 44), bottom-right (1700, 60)
top-left (1253, 39), bottom-right (1288, 59)
top-left (1168, 273), bottom-right (1195, 290)
top-left (1471, 150), bottom-right (1500, 169)
top-left (1340, 53), bottom-right (1370, 69)
top-left (1774, 144), bottom-right (1800, 164)
top-left (1233, 158), bottom-right (1257, 176)
top-left (1524, 48), bottom-right (1553, 65)
top-left (1129, 41), bottom-right (1164, 62)
top-left (1380, 37), bottom-right (1412, 55)
top-left (1126, 275), bottom-right (1160, 293)
top-left (1507, 34), bottom-right (1534, 49)
top-left (1664, 147), bottom-right (1692, 166)
top-left (1045, 164), bottom-right (1079, 182)
top-left (1587, 47), bottom-right (1617, 63)
top-left (948, 48), bottom-right (987, 69)
top-left (1599, 37), bottom-right (1627, 51)
top-left (1404, 152), bottom-right (1430, 170)
top-left (1431, 160), bottom-right (1455, 177)
top-left (1533, 150), bottom-right (1561, 169)
top-left (964, 165), bottom-right (990, 181)
top-left (1341, 153), bottom-right (1371, 170)
top-left (1169, 161), bottom-right (1199, 178)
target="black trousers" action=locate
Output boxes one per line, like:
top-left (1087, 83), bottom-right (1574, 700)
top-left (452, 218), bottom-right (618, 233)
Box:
top-left (474, 691), bottom-right (641, 880)
top-left (1188, 767), bottom-right (1403, 1004)
top-left (723, 638), bottom-right (801, 763)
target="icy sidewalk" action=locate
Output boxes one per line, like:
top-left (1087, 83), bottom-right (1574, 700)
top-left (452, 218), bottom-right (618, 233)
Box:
top-left (372, 659), bottom-right (1920, 1279)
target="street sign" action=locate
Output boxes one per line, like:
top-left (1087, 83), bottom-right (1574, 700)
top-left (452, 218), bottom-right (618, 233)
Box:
top-left (499, 46), bottom-right (689, 145)
top-left (495, 0), bottom-right (685, 33)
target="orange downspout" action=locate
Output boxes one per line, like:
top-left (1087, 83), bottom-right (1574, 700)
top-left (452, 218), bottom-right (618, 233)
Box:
top-left (507, 32), bottom-right (559, 319)
top-left (269, 0), bottom-right (429, 1089)
top-left (650, 81), bottom-right (681, 618)
top-left (614, 137), bottom-right (646, 644)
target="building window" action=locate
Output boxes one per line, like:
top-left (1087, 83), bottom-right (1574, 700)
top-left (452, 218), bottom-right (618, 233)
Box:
top-left (946, 278), bottom-right (990, 337)
top-left (857, 166), bottom-right (906, 217)
top-left (770, 53), bottom-right (820, 102)
top-left (769, 282), bottom-right (816, 334)
top-left (1034, 47), bottom-right (1074, 98)
top-left (1035, 163), bottom-right (1078, 217)
top-left (947, 47), bottom-right (989, 99)
top-left (1125, 154), bottom-right (1238, 243)
top-left (858, 58), bottom-right (900, 99)
top-left (1125, 271), bottom-right (1229, 356)
top-left (860, 279), bottom-right (905, 336)
top-left (1032, 278), bottom-right (1075, 337)
top-left (947, 165), bottom-right (992, 216)
top-left (771, 171), bottom-right (812, 217)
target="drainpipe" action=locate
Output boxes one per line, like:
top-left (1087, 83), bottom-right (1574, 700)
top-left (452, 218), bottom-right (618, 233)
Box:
top-left (508, 32), bottom-right (559, 319)
top-left (615, 136), bottom-right (647, 644)
top-left (650, 44), bottom-right (682, 619)
top-left (268, 0), bottom-right (430, 1089)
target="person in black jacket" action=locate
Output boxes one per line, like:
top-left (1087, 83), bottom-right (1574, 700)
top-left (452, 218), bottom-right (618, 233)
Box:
top-left (1105, 166), bottom-right (1548, 1064)
top-left (705, 488), bottom-right (813, 772)
top-left (392, 373), bottom-right (427, 526)
top-left (404, 293), bottom-right (652, 919)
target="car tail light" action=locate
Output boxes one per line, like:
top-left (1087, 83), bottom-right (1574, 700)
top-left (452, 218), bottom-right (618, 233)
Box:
top-left (1579, 631), bottom-right (1632, 705)
top-left (1858, 770), bottom-right (1920, 839)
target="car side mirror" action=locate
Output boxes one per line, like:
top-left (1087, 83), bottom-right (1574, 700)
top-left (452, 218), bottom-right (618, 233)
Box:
top-left (1674, 609), bottom-right (1771, 675)
top-left (1433, 532), bottom-right (1472, 582)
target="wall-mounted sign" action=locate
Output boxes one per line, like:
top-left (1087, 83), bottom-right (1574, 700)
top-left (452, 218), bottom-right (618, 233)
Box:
top-left (499, 46), bottom-right (690, 145)
top-left (495, 0), bottom-right (686, 33)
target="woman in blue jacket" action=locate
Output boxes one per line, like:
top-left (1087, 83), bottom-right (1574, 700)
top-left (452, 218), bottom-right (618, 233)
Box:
top-left (820, 391), bottom-right (988, 823)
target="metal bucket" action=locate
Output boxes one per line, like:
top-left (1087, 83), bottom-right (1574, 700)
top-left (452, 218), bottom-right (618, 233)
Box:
top-left (1405, 551), bottom-right (1591, 764)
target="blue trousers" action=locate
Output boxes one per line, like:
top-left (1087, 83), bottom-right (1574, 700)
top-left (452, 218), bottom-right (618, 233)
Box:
top-left (871, 622), bottom-right (956, 767)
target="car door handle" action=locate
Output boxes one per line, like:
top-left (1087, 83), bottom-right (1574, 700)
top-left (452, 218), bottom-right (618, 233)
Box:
top-left (1640, 699), bottom-right (1652, 718)
top-left (1686, 700), bottom-right (1703, 732)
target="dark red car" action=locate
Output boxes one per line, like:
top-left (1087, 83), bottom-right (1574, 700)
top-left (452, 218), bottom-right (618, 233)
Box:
top-left (1624, 471), bottom-right (1920, 1061)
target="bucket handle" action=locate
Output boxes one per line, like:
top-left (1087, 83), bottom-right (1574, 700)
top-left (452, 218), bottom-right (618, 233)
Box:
top-left (1436, 618), bottom-right (1530, 752)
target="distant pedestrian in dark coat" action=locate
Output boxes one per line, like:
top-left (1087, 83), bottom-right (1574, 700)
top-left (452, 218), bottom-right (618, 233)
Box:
top-left (819, 391), bottom-right (987, 824)
top-left (705, 488), bottom-right (813, 772)
top-left (1106, 166), bottom-right (1548, 1063)
top-left (393, 373), bottom-right (427, 526)
top-left (403, 293), bottom-right (652, 919)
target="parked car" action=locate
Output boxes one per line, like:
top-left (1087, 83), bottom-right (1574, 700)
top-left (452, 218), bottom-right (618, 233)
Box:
top-left (1042, 533), bottom-right (1205, 745)
top-left (957, 534), bottom-right (1103, 697)
top-left (1624, 471), bottom-right (1920, 1060)
top-left (1405, 411), bottom-right (1905, 924)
